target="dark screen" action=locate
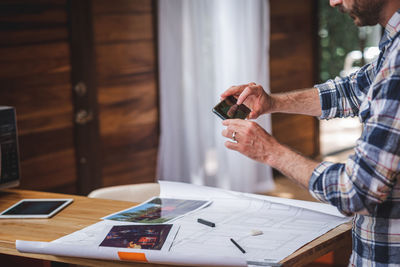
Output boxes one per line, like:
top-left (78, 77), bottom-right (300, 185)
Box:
top-left (3, 200), bottom-right (67, 215)
top-left (212, 95), bottom-right (251, 120)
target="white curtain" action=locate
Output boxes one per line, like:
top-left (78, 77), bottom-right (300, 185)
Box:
top-left (157, 0), bottom-right (274, 193)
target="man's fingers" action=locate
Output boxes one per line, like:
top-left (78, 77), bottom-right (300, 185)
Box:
top-left (225, 140), bottom-right (240, 151)
top-left (220, 85), bottom-right (247, 99)
top-left (248, 111), bottom-right (258, 119)
top-left (237, 85), bottom-right (258, 105)
top-left (222, 122), bottom-right (244, 142)
top-left (222, 119), bottom-right (248, 129)
top-left (221, 128), bottom-right (235, 139)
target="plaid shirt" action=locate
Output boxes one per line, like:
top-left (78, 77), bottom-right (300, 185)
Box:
top-left (310, 10), bottom-right (400, 267)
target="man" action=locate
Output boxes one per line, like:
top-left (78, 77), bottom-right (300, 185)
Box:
top-left (221, 0), bottom-right (400, 265)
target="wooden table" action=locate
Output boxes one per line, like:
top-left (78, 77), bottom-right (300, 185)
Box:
top-left (0, 189), bottom-right (352, 267)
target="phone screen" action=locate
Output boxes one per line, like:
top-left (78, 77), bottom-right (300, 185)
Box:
top-left (212, 95), bottom-right (251, 120)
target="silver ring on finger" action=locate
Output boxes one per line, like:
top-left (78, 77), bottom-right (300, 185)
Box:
top-left (232, 131), bottom-right (237, 142)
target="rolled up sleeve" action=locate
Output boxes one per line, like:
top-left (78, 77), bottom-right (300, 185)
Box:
top-left (315, 62), bottom-right (375, 120)
top-left (309, 65), bottom-right (400, 216)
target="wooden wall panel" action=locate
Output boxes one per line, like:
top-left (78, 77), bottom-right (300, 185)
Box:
top-left (92, 0), bottom-right (152, 14)
top-left (272, 114), bottom-right (316, 156)
top-left (93, 0), bottom-right (158, 187)
top-left (99, 94), bottom-right (157, 136)
top-left (0, 1), bottom-right (68, 46)
top-left (93, 13), bottom-right (153, 43)
top-left (270, 0), bottom-right (319, 157)
top-left (102, 148), bottom-right (158, 186)
top-left (20, 149), bottom-right (76, 190)
top-left (96, 41), bottom-right (155, 81)
top-left (0, 0), bottom-right (77, 193)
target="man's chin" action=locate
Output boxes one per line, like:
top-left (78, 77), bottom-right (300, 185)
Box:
top-left (349, 15), bottom-right (364, 26)
top-left (352, 16), bottom-right (377, 27)
top-left (353, 18), bottom-right (363, 26)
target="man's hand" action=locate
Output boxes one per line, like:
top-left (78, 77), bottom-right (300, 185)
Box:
top-left (221, 84), bottom-right (322, 118)
top-left (221, 119), bottom-right (320, 189)
top-left (221, 119), bottom-right (279, 166)
top-left (220, 82), bottom-right (273, 119)
top-left (220, 83), bottom-right (322, 188)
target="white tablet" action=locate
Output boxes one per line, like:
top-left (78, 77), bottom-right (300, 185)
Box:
top-left (0, 198), bottom-right (73, 218)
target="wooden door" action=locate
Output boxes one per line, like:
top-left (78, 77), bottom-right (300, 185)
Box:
top-left (0, 0), bottom-right (160, 194)
top-left (92, 0), bottom-right (159, 188)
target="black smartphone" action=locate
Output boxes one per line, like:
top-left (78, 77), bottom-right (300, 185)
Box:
top-left (212, 95), bottom-right (251, 120)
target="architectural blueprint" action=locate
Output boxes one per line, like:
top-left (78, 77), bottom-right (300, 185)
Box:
top-left (16, 181), bottom-right (350, 266)
top-left (159, 181), bottom-right (349, 264)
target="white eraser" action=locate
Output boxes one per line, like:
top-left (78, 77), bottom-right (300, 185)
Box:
top-left (251, 230), bottom-right (263, 236)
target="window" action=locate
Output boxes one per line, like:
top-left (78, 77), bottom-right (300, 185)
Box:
top-left (318, 2), bottom-right (381, 162)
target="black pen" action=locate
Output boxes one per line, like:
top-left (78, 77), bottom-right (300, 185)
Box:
top-left (230, 238), bottom-right (246, 254)
top-left (197, 218), bottom-right (216, 227)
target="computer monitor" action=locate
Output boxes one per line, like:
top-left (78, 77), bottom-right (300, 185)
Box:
top-left (0, 106), bottom-right (20, 189)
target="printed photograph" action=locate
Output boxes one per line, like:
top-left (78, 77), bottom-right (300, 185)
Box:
top-left (100, 224), bottom-right (172, 250)
top-left (103, 197), bottom-right (209, 223)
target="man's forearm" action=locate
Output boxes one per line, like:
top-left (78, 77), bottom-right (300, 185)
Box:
top-left (270, 88), bottom-right (322, 117)
top-left (268, 143), bottom-right (320, 189)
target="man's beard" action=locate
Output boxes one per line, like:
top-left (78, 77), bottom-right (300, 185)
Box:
top-left (338, 0), bottom-right (386, 26)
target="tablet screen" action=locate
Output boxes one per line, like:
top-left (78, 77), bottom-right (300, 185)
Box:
top-left (0, 199), bottom-right (73, 218)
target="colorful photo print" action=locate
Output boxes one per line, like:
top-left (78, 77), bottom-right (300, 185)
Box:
top-left (100, 224), bottom-right (172, 250)
top-left (103, 197), bottom-right (210, 223)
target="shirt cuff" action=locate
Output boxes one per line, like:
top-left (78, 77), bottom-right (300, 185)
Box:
top-left (308, 161), bottom-right (335, 203)
top-left (315, 80), bottom-right (338, 120)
